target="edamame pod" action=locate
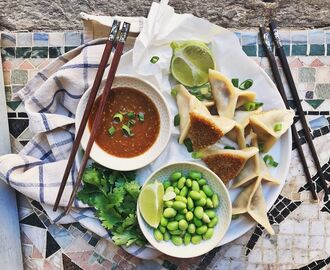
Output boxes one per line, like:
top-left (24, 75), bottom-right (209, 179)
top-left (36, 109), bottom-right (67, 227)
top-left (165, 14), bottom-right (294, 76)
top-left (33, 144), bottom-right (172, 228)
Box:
top-left (174, 187), bottom-right (180, 194)
top-left (164, 231), bottom-right (171, 241)
top-left (206, 198), bottom-right (214, 208)
top-left (191, 235), bottom-right (202, 244)
top-left (208, 217), bottom-right (218, 228)
top-left (193, 217), bottom-right (203, 227)
top-left (202, 185), bottom-right (214, 197)
top-left (195, 197), bottom-right (206, 207)
top-left (186, 179), bottom-right (192, 187)
top-left (205, 210), bottom-right (216, 219)
top-left (175, 195), bottom-right (188, 204)
top-left (175, 214), bottom-right (185, 221)
top-left (189, 171), bottom-right (202, 180)
top-left (192, 181), bottom-right (200, 191)
top-left (159, 225), bottom-right (166, 234)
top-left (194, 206), bottom-right (204, 219)
top-left (154, 229), bottom-right (163, 241)
top-left (199, 190), bottom-right (207, 199)
top-left (164, 201), bottom-right (174, 208)
top-left (179, 219), bottom-right (188, 231)
top-left (171, 236), bottom-right (183, 246)
top-left (184, 233), bottom-right (191, 245)
top-left (203, 228), bottom-right (214, 240)
top-left (180, 186), bottom-right (188, 197)
top-left (189, 191), bottom-right (201, 201)
top-left (196, 225), bottom-right (208, 235)
top-left (186, 211), bottom-right (193, 221)
top-left (198, 179), bottom-right (206, 186)
top-left (177, 177), bottom-right (186, 189)
top-left (187, 197), bottom-right (194, 210)
top-left (163, 208), bottom-right (177, 218)
top-left (171, 172), bottom-right (182, 181)
top-left (167, 221), bottom-right (179, 231)
top-left (212, 194), bottom-right (219, 208)
top-left (188, 223), bottom-right (196, 234)
top-left (160, 216), bottom-right (168, 227)
top-left (163, 181), bottom-right (171, 190)
top-left (202, 213), bottom-right (210, 223)
top-left (173, 201), bottom-right (186, 211)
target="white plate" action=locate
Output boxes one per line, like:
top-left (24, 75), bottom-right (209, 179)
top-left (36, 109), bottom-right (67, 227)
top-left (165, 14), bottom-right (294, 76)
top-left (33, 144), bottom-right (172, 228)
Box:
top-left (77, 44), bottom-right (291, 248)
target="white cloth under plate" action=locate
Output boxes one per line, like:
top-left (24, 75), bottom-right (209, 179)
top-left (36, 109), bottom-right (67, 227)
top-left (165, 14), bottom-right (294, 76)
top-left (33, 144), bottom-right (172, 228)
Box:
top-left (0, 0), bottom-right (285, 258)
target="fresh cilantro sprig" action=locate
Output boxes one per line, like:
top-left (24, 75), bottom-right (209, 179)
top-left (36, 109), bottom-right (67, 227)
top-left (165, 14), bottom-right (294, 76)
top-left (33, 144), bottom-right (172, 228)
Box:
top-left (77, 164), bottom-right (146, 247)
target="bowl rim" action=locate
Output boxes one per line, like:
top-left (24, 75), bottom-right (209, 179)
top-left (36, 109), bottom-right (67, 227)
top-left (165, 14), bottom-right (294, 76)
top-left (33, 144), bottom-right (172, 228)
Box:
top-left (137, 161), bottom-right (233, 258)
top-left (75, 74), bottom-right (172, 171)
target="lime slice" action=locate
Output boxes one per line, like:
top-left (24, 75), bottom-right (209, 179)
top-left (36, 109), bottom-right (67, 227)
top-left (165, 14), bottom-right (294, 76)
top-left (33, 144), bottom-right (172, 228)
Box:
top-left (138, 181), bottom-right (164, 228)
top-left (170, 40), bottom-right (215, 87)
top-left (163, 190), bottom-right (176, 201)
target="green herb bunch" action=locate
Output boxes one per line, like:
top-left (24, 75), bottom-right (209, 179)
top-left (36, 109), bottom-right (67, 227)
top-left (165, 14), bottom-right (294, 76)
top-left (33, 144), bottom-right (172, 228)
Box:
top-left (77, 163), bottom-right (146, 247)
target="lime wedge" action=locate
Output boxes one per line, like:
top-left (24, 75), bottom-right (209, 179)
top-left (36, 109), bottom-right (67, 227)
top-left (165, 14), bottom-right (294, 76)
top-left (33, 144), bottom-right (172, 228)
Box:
top-left (163, 190), bottom-right (176, 201)
top-left (138, 181), bottom-right (164, 228)
top-left (170, 40), bottom-right (215, 87)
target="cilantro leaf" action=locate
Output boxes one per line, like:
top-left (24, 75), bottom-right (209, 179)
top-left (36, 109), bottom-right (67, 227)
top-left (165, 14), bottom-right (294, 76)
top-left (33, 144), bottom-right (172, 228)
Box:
top-left (124, 181), bottom-right (140, 199)
top-left (112, 229), bottom-right (140, 246)
top-left (82, 167), bottom-right (101, 186)
top-left (98, 208), bottom-right (122, 230)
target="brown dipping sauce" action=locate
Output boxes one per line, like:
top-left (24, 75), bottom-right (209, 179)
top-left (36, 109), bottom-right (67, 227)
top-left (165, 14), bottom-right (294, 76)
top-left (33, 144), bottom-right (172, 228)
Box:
top-left (88, 87), bottom-right (160, 158)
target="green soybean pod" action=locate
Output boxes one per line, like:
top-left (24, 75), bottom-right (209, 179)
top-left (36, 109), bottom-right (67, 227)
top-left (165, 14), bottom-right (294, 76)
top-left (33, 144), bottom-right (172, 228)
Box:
top-left (205, 210), bottom-right (216, 219)
top-left (191, 235), bottom-right (202, 244)
top-left (179, 208), bottom-right (188, 214)
top-left (169, 229), bottom-right (182, 235)
top-left (175, 214), bottom-right (185, 221)
top-left (171, 236), bottom-right (183, 246)
top-left (165, 201), bottom-right (174, 208)
top-left (173, 201), bottom-right (186, 211)
top-left (188, 223), bottom-right (196, 234)
top-left (163, 208), bottom-right (177, 218)
top-left (175, 195), bottom-right (188, 204)
top-left (179, 219), bottom-right (188, 231)
top-left (165, 186), bottom-right (174, 193)
top-left (186, 179), bottom-right (192, 187)
top-left (164, 231), bottom-right (171, 241)
top-left (172, 182), bottom-right (178, 188)
top-left (160, 216), bottom-right (168, 227)
top-left (159, 225), bottom-right (166, 234)
top-left (192, 181), bottom-right (200, 191)
top-left (193, 217), bottom-right (203, 227)
top-left (163, 181), bottom-right (171, 190)
top-left (195, 197), bottom-right (206, 207)
top-left (154, 229), bottom-right (163, 241)
top-left (198, 179), bottom-right (206, 186)
top-left (171, 171), bottom-right (182, 181)
top-left (196, 225), bottom-right (208, 235)
top-left (202, 213), bottom-right (210, 223)
top-left (180, 186), bottom-right (188, 197)
top-left (187, 197), bottom-right (194, 210)
top-left (174, 187), bottom-right (180, 195)
top-left (206, 198), bottom-right (214, 208)
top-left (194, 206), bottom-right (204, 219)
top-left (212, 194), bottom-right (219, 208)
top-left (203, 228), bottom-right (214, 240)
top-left (199, 190), bottom-right (207, 199)
top-left (189, 171), bottom-right (202, 180)
top-left (177, 177), bottom-right (186, 189)
top-left (208, 217), bottom-right (218, 228)
top-left (167, 221), bottom-right (179, 231)
top-left (202, 185), bottom-right (214, 197)
top-left (184, 233), bottom-right (191, 245)
top-left (189, 191), bottom-right (201, 201)
top-left (186, 211), bottom-right (193, 221)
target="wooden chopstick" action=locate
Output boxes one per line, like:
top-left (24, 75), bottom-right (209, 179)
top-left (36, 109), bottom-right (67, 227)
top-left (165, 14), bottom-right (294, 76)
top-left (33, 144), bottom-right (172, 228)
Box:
top-left (259, 25), bottom-right (318, 201)
top-left (65, 22), bottom-right (131, 214)
top-left (268, 21), bottom-right (329, 201)
top-left (53, 20), bottom-right (121, 212)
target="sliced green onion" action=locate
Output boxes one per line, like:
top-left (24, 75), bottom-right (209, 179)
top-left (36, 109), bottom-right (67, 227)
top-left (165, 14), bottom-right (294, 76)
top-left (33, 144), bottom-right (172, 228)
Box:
top-left (192, 151), bottom-right (203, 159)
top-left (128, 119), bottom-right (136, 127)
top-left (174, 114), bottom-right (180, 126)
top-left (138, 112), bottom-right (144, 122)
top-left (239, 79), bottom-right (253, 90)
top-left (113, 112), bottom-right (123, 123)
top-left (263, 154), bottom-right (279, 168)
top-left (258, 143), bottom-right (264, 153)
top-left (108, 126), bottom-right (116, 136)
top-left (171, 88), bottom-right (177, 97)
top-left (231, 78), bottom-right (239, 88)
top-left (224, 146), bottom-right (235, 150)
top-left (127, 111), bottom-right (135, 119)
top-left (122, 125), bottom-right (133, 136)
top-left (273, 122), bottom-right (282, 132)
top-left (232, 214), bottom-right (240, 220)
top-left (244, 101), bottom-right (263, 111)
top-left (150, 56), bottom-right (159, 64)
top-left (183, 138), bottom-right (193, 153)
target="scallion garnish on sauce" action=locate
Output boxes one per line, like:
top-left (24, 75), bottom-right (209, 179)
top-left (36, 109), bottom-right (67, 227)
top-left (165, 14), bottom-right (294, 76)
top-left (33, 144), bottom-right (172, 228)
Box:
top-left (122, 125), bottom-right (133, 137)
top-left (224, 146), bottom-right (235, 150)
top-left (231, 78), bottom-right (239, 88)
top-left (191, 151), bottom-right (203, 159)
top-left (263, 154), bottom-right (279, 167)
top-left (183, 138), bottom-right (193, 153)
top-left (258, 143), bottom-right (264, 153)
top-left (174, 114), bottom-right (180, 126)
top-left (150, 56), bottom-right (159, 64)
top-left (273, 122), bottom-right (282, 132)
top-left (244, 101), bottom-right (263, 111)
top-left (108, 126), bottom-right (116, 136)
top-left (138, 112), bottom-right (144, 122)
top-left (113, 112), bottom-right (123, 123)
top-left (128, 119), bottom-right (136, 127)
top-left (127, 111), bottom-right (135, 119)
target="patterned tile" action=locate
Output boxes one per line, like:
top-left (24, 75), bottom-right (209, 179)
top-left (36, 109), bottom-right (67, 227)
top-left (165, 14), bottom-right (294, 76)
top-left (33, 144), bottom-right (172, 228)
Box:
top-left (17, 33), bottom-right (32, 47)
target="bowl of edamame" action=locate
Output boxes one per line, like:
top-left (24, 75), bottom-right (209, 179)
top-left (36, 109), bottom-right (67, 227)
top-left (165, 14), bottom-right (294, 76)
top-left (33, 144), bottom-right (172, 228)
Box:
top-left (137, 162), bottom-right (232, 258)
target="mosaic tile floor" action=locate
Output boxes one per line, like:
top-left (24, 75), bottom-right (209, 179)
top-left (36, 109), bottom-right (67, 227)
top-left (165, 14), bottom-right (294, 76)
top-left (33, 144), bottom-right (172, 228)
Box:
top-left (1, 30), bottom-right (330, 269)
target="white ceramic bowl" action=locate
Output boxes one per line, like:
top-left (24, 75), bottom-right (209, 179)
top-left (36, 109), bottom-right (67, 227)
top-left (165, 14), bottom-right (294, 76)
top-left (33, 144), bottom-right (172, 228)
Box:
top-left (75, 75), bottom-right (171, 171)
top-left (137, 162), bottom-right (232, 258)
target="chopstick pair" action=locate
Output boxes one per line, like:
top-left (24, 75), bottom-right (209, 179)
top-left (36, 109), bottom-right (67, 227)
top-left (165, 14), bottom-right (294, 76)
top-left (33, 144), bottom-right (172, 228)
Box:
top-left (259, 22), bottom-right (328, 201)
top-left (53, 20), bottom-right (131, 213)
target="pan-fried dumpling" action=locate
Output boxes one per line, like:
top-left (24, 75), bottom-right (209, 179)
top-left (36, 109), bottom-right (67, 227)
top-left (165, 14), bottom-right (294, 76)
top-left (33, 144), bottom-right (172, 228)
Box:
top-left (226, 108), bottom-right (263, 149)
top-left (232, 178), bottom-right (275, 235)
top-left (198, 146), bottom-right (259, 183)
top-left (209, 69), bottom-right (256, 119)
top-left (175, 84), bottom-right (236, 149)
top-left (231, 132), bottom-right (280, 188)
top-left (249, 109), bottom-right (294, 152)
